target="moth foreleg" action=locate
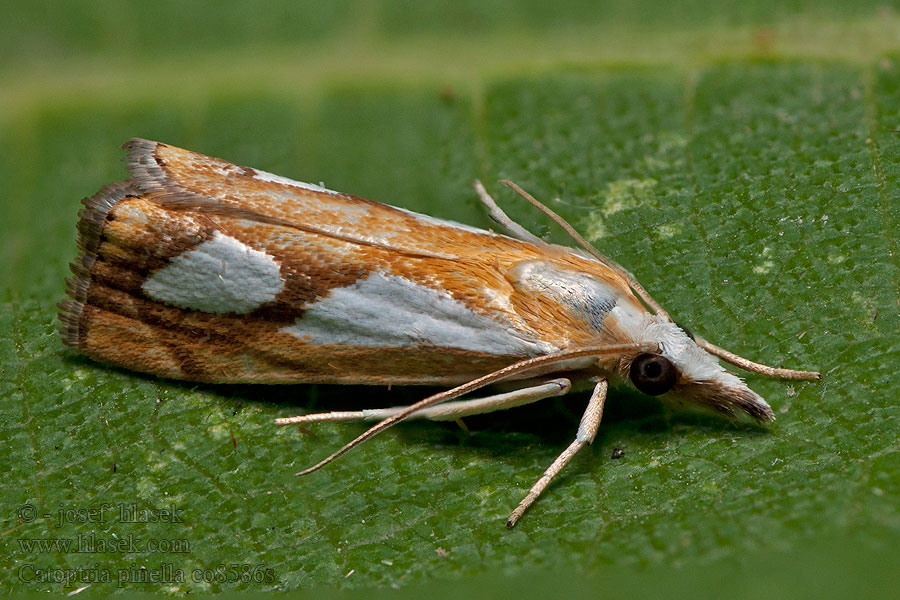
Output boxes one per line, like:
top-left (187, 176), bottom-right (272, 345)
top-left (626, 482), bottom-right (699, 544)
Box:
top-left (506, 378), bottom-right (608, 527)
top-left (274, 378), bottom-right (571, 426)
top-left (694, 337), bottom-right (822, 380)
top-left (473, 180), bottom-right (546, 245)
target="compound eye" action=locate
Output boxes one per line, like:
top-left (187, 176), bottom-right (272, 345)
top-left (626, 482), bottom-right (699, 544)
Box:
top-left (629, 353), bottom-right (677, 396)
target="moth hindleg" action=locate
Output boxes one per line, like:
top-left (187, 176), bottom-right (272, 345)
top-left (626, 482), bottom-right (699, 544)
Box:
top-left (274, 378), bottom-right (571, 425)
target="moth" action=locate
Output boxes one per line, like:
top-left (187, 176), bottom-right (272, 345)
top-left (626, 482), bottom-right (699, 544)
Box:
top-left (60, 140), bottom-right (821, 526)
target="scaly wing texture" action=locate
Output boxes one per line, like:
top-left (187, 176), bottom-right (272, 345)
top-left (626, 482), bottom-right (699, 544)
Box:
top-left (60, 141), bottom-right (640, 384)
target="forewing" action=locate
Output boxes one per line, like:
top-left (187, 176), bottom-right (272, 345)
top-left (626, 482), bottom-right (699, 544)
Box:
top-left (60, 140), bottom-right (644, 385)
top-left (127, 139), bottom-right (505, 261)
top-left (60, 144), bottom-right (515, 383)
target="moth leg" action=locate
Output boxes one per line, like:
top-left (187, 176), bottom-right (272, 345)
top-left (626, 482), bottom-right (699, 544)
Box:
top-left (694, 337), bottom-right (822, 381)
top-left (274, 378), bottom-right (571, 425)
top-left (390, 378), bottom-right (571, 421)
top-left (507, 378), bottom-right (607, 527)
top-left (473, 180), bottom-right (546, 245)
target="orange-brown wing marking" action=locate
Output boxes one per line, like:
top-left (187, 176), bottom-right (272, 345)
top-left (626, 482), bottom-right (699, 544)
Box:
top-left (60, 184), bottom-right (528, 383)
top-left (124, 140), bottom-right (644, 342)
top-left (60, 140), bottom-right (646, 384)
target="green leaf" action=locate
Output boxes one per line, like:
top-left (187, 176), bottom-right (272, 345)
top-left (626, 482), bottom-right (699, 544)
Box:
top-left (2, 1), bottom-right (900, 595)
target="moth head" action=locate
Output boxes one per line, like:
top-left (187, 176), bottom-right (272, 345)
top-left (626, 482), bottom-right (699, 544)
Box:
top-left (613, 305), bottom-right (774, 424)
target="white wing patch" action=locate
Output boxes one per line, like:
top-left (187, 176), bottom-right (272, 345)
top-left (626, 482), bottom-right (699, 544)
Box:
top-left (143, 231), bottom-right (284, 314)
top-left (251, 168), bottom-right (339, 195)
top-left (391, 205), bottom-right (492, 236)
top-left (280, 272), bottom-right (549, 355)
top-left (250, 167), bottom-right (499, 245)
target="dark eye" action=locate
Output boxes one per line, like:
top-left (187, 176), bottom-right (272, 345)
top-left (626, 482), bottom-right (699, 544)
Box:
top-left (629, 353), bottom-right (677, 396)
